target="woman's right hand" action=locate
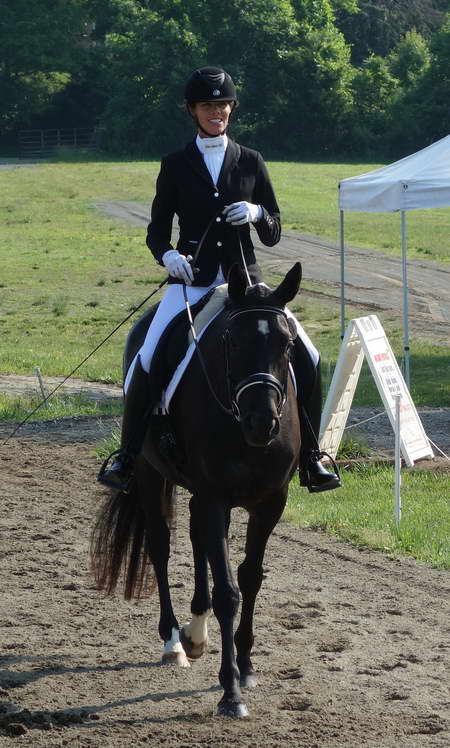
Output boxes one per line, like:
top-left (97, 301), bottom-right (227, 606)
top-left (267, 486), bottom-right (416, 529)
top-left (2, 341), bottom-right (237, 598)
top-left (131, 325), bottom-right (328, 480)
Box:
top-left (162, 250), bottom-right (194, 285)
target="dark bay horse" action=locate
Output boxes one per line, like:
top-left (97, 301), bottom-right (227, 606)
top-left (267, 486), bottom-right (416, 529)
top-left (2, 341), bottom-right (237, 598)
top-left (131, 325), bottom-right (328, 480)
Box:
top-left (91, 262), bottom-right (302, 718)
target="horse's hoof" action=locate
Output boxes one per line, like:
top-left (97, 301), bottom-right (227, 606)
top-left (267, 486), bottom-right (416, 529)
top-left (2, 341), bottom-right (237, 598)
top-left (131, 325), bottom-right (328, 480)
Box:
top-left (240, 672), bottom-right (258, 689)
top-left (217, 700), bottom-right (249, 718)
top-left (161, 651), bottom-right (191, 668)
top-left (180, 626), bottom-right (208, 660)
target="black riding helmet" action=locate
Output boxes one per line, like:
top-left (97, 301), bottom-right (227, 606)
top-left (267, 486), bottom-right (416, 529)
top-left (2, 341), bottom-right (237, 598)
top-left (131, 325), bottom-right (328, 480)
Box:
top-left (184, 66), bottom-right (238, 106)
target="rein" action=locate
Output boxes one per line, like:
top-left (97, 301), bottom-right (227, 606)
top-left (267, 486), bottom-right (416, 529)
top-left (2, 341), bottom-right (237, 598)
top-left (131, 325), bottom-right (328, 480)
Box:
top-left (2, 210), bottom-right (225, 444)
top-left (3, 208), bottom-right (260, 442)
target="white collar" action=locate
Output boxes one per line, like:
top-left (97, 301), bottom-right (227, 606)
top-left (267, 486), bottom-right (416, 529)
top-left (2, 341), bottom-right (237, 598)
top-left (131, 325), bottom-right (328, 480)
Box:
top-left (196, 134), bottom-right (228, 154)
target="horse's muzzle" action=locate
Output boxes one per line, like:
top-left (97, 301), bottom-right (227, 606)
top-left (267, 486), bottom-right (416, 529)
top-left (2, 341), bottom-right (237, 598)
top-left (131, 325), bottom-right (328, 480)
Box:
top-left (241, 412), bottom-right (280, 447)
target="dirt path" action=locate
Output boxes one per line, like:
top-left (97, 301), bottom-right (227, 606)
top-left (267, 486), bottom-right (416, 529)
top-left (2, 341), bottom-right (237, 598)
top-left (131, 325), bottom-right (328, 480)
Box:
top-left (1, 199), bottom-right (449, 744)
top-left (95, 201), bottom-right (450, 344)
top-left (1, 373), bottom-right (449, 459)
top-left (0, 435), bottom-right (449, 747)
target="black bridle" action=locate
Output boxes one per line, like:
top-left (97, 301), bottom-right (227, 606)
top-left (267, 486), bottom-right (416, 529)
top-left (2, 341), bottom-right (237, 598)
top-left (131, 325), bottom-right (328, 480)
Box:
top-left (224, 306), bottom-right (291, 423)
top-left (184, 288), bottom-right (292, 424)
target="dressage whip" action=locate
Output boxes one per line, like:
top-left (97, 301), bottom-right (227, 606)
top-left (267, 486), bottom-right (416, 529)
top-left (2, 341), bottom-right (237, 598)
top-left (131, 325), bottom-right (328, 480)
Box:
top-left (1, 277), bottom-right (169, 445)
top-left (2, 208), bottom-right (246, 444)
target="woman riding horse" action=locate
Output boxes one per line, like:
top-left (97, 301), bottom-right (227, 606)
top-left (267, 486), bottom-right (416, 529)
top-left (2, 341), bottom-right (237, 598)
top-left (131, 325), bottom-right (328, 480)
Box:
top-left (98, 66), bottom-right (340, 494)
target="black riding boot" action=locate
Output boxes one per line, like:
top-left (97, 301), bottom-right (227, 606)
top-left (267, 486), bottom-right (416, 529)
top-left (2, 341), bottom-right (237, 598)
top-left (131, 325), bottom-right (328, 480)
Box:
top-left (97, 356), bottom-right (153, 492)
top-left (292, 339), bottom-right (340, 493)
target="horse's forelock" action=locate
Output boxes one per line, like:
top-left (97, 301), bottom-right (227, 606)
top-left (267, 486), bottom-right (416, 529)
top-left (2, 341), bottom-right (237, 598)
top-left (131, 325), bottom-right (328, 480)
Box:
top-left (248, 283), bottom-right (272, 301)
top-left (226, 282), bottom-right (276, 311)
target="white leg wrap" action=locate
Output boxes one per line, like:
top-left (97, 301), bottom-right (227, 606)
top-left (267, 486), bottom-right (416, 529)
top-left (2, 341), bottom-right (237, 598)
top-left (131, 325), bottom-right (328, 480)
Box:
top-left (183, 611), bottom-right (212, 646)
top-left (162, 627), bottom-right (191, 668)
top-left (163, 627), bottom-right (185, 655)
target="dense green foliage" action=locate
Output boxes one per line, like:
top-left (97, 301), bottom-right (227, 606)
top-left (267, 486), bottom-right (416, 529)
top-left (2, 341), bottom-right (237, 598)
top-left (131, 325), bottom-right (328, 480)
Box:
top-left (1, 0), bottom-right (449, 157)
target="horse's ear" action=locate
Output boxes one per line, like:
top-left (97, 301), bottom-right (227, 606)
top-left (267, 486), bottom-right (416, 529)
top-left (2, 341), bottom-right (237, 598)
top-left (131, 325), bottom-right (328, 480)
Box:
top-left (227, 263), bottom-right (248, 304)
top-left (269, 263), bottom-right (302, 307)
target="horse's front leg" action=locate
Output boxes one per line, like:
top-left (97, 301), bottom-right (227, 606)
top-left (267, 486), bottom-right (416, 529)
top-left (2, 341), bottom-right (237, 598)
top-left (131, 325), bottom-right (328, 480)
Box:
top-left (234, 492), bottom-right (287, 688)
top-left (206, 500), bottom-right (247, 718)
top-left (136, 463), bottom-right (189, 668)
top-left (180, 495), bottom-right (212, 661)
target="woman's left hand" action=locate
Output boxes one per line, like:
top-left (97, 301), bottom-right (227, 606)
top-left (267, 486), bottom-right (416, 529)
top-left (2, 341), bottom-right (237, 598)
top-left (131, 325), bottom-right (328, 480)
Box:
top-left (223, 201), bottom-right (262, 225)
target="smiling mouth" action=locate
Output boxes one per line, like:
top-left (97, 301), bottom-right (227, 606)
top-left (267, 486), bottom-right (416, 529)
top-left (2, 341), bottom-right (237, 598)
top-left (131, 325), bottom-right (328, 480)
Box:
top-left (209, 119), bottom-right (223, 124)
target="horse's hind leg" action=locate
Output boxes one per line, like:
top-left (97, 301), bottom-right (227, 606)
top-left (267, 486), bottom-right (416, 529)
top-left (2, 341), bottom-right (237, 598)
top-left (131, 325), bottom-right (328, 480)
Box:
top-left (180, 495), bottom-right (212, 661)
top-left (135, 458), bottom-right (189, 668)
top-left (234, 493), bottom-right (287, 688)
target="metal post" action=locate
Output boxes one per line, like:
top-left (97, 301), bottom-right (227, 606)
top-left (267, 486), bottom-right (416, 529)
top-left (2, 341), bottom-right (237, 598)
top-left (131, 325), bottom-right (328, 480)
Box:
top-left (401, 211), bottom-right (410, 388)
top-left (394, 393), bottom-right (402, 525)
top-left (34, 366), bottom-right (46, 400)
top-left (340, 209), bottom-right (345, 339)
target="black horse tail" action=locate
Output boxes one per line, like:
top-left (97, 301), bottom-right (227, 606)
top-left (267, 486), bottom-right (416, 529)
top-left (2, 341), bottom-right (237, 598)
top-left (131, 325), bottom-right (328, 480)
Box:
top-left (90, 461), bottom-right (175, 600)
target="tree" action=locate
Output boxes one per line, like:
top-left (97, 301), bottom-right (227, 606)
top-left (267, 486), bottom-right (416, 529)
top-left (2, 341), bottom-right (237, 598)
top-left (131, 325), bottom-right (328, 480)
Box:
top-left (387, 30), bottom-right (431, 88)
top-left (387, 14), bottom-right (450, 154)
top-left (348, 54), bottom-right (399, 153)
top-left (0, 0), bottom-right (87, 133)
top-left (94, 0), bottom-right (355, 156)
top-left (335, 0), bottom-right (447, 65)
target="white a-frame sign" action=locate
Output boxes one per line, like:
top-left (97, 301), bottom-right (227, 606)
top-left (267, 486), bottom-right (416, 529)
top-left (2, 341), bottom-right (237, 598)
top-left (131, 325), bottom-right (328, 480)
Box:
top-left (319, 315), bottom-right (433, 466)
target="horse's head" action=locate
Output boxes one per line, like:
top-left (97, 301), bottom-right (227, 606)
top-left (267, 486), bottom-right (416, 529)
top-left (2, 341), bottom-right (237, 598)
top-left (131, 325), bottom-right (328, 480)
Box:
top-left (225, 263), bottom-right (301, 447)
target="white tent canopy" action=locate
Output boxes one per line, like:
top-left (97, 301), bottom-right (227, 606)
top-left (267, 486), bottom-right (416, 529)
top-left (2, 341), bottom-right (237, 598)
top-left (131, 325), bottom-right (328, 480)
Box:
top-left (339, 133), bottom-right (450, 213)
top-left (337, 134), bottom-right (450, 386)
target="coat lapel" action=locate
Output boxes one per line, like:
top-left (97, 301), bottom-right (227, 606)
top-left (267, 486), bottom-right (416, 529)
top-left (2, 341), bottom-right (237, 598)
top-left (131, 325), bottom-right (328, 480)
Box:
top-left (183, 140), bottom-right (214, 187)
top-left (184, 137), bottom-right (241, 189)
top-left (218, 139), bottom-right (240, 187)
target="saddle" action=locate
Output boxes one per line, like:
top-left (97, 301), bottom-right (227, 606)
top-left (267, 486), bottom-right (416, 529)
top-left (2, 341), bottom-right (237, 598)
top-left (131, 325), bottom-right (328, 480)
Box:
top-left (126, 286), bottom-right (227, 468)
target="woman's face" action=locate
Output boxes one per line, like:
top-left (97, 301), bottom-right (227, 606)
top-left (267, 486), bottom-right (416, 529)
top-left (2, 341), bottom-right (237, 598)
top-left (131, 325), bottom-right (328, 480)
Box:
top-left (190, 100), bottom-right (232, 137)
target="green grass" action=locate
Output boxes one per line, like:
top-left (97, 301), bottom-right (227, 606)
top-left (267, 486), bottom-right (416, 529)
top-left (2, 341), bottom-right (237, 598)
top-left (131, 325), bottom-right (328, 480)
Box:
top-left (95, 427), bottom-right (121, 459)
top-left (0, 393), bottom-right (122, 421)
top-left (92, 428), bottom-right (449, 569)
top-left (269, 161), bottom-right (450, 264)
top-left (336, 436), bottom-right (373, 459)
top-left (0, 157), bottom-right (449, 405)
top-left (285, 464), bottom-right (450, 569)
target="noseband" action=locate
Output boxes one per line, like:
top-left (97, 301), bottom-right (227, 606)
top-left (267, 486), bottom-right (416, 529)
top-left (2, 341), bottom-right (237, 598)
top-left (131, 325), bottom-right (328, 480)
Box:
top-left (224, 306), bottom-right (290, 423)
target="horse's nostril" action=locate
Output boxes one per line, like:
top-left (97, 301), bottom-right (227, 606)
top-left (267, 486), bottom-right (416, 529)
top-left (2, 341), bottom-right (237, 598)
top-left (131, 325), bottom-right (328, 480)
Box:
top-left (243, 413), bottom-right (280, 445)
top-left (271, 418), bottom-right (280, 437)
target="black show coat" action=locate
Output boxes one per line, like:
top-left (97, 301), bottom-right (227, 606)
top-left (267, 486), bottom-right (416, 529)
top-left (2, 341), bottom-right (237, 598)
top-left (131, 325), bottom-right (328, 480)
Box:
top-left (146, 138), bottom-right (281, 286)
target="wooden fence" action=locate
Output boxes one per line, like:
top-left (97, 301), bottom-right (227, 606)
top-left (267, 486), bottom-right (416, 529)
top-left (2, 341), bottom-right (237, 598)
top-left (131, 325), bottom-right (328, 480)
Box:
top-left (18, 127), bottom-right (100, 158)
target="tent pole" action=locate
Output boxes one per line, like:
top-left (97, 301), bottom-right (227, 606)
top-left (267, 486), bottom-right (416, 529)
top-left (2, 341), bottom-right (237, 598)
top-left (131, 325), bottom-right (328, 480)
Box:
top-left (340, 210), bottom-right (345, 338)
top-left (401, 210), bottom-right (410, 388)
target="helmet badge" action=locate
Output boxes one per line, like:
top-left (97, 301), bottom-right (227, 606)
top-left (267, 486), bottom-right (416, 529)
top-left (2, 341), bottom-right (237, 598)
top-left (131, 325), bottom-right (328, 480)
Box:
top-left (212, 89), bottom-right (220, 96)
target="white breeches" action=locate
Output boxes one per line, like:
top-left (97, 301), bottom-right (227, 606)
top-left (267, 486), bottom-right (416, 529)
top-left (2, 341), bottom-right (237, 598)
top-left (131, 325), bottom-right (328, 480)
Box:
top-left (124, 275), bottom-right (319, 394)
top-left (124, 273), bottom-right (225, 392)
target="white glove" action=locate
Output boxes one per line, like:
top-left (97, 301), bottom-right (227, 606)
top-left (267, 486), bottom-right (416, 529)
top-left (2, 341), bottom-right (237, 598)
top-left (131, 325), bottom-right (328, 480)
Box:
top-left (162, 250), bottom-right (194, 285)
top-left (223, 201), bottom-right (263, 225)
